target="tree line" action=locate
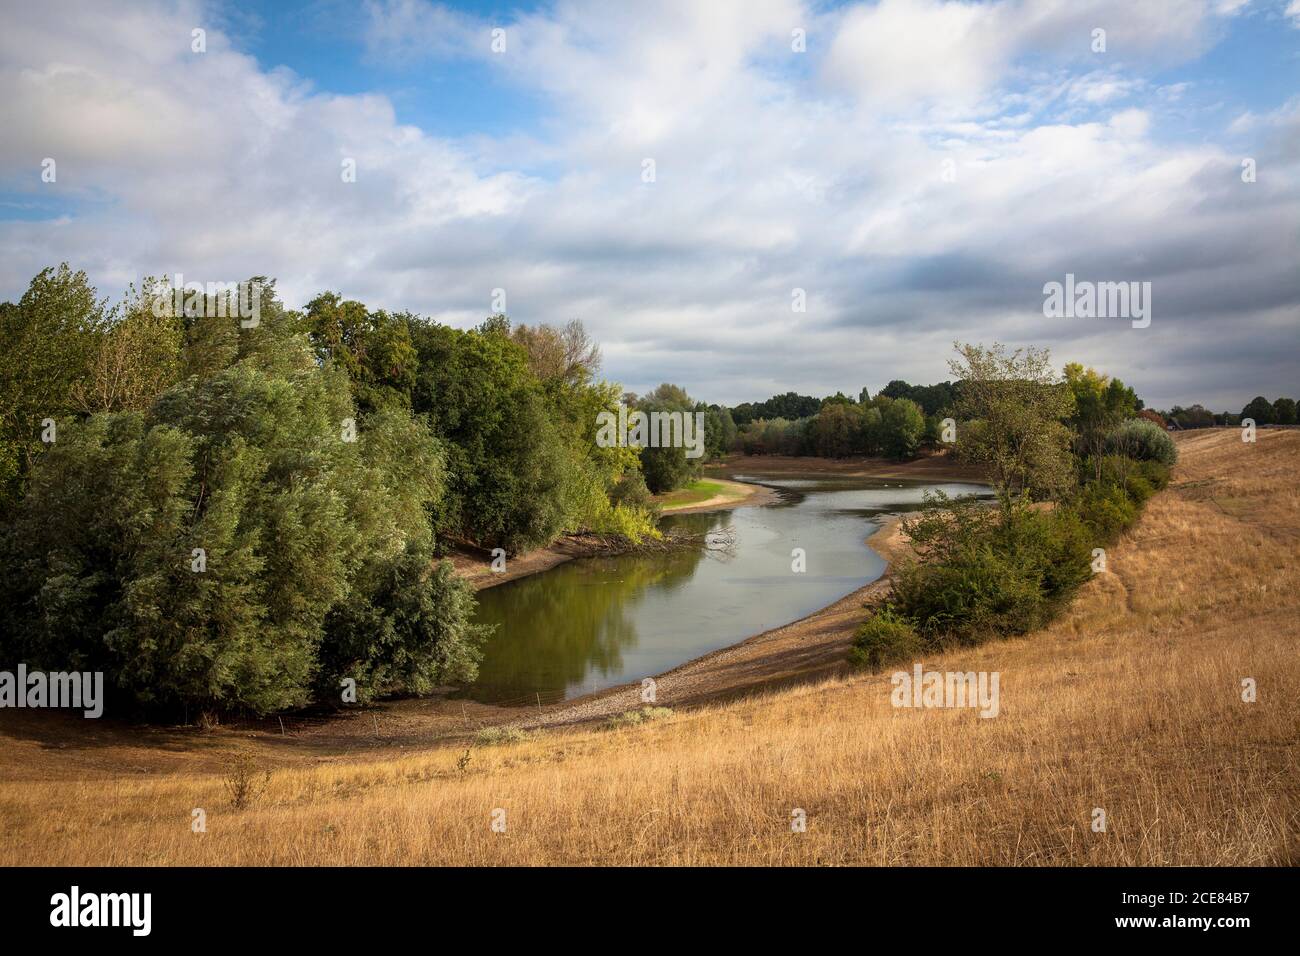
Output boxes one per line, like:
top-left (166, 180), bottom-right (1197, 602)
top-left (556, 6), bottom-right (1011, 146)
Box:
top-left (0, 265), bottom-right (715, 717)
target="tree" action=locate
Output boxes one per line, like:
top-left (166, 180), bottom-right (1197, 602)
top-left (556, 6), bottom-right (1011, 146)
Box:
top-left (70, 277), bottom-right (182, 414)
top-left (0, 286), bottom-right (483, 715)
top-left (1241, 396), bottom-right (1274, 425)
top-left (511, 319), bottom-right (601, 389)
top-left (304, 292), bottom-right (417, 414)
top-left (1271, 397), bottom-right (1296, 425)
top-left (880, 398), bottom-right (925, 460)
top-left (637, 383), bottom-right (703, 492)
top-left (949, 342), bottom-right (1075, 502)
top-left (1064, 362), bottom-right (1139, 458)
top-left (0, 264), bottom-right (109, 510)
top-left (813, 402), bottom-right (862, 457)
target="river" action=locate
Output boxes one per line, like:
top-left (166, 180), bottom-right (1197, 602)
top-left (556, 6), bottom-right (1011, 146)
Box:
top-left (464, 474), bottom-right (990, 705)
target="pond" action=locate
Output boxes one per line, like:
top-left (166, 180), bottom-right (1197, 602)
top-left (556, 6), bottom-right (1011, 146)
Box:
top-left (463, 475), bottom-right (991, 705)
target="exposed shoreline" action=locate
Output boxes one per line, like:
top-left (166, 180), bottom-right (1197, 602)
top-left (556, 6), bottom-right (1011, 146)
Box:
top-left (0, 452), bottom-right (979, 767)
top-left (446, 450), bottom-right (982, 728)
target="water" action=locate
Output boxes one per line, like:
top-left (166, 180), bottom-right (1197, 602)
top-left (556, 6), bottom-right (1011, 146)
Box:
top-left (464, 475), bottom-right (990, 705)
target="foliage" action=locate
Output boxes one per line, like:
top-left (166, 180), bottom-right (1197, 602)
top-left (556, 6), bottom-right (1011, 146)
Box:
top-left (304, 292), bottom-right (417, 414)
top-left (891, 492), bottom-right (1094, 644)
top-left (730, 392), bottom-right (821, 426)
top-left (0, 286), bottom-right (484, 716)
top-left (949, 342), bottom-right (1076, 502)
top-left (1272, 397), bottom-right (1297, 425)
top-left (1240, 395), bottom-right (1274, 425)
top-left (636, 383), bottom-right (704, 493)
top-left (849, 607), bottom-right (923, 669)
top-left (0, 265), bottom-right (111, 511)
top-left (1064, 362), bottom-right (1140, 458)
top-left (878, 379), bottom-right (959, 416)
top-left (880, 397), bottom-right (926, 459)
top-left (1102, 418), bottom-right (1179, 466)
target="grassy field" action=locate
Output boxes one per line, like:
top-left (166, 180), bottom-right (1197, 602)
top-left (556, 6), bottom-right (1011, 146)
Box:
top-left (652, 477), bottom-right (751, 511)
top-left (1, 429), bottom-right (1296, 865)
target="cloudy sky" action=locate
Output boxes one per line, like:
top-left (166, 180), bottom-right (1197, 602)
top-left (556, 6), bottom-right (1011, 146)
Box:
top-left (2, 0), bottom-right (1297, 410)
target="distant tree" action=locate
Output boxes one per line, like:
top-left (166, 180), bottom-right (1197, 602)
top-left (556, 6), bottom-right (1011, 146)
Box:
top-left (1064, 362), bottom-right (1139, 457)
top-left (701, 403), bottom-right (737, 460)
top-left (1271, 396), bottom-right (1296, 425)
top-left (731, 392), bottom-right (821, 425)
top-left (637, 384), bottom-right (703, 492)
top-left (1137, 408), bottom-right (1168, 429)
top-left (813, 402), bottom-right (862, 457)
top-left (1241, 396), bottom-right (1274, 425)
top-left (880, 398), bottom-right (925, 460)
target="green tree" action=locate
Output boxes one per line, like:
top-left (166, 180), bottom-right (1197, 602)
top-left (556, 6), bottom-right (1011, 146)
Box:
top-left (1271, 396), bottom-right (1296, 425)
top-left (949, 342), bottom-right (1076, 503)
top-left (880, 397), bottom-right (925, 460)
top-left (0, 264), bottom-right (109, 509)
top-left (305, 292), bottom-right (417, 414)
top-left (0, 286), bottom-right (482, 715)
top-left (1241, 396), bottom-right (1274, 425)
top-left (637, 383), bottom-right (703, 492)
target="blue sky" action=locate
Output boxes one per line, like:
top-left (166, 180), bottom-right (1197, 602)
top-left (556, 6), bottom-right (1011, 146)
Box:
top-left (1, 0), bottom-right (1298, 410)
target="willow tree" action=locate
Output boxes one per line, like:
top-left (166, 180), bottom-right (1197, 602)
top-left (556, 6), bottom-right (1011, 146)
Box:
top-left (948, 342), bottom-right (1075, 504)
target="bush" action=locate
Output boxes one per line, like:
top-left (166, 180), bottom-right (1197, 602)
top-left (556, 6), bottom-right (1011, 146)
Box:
top-left (1103, 418), bottom-right (1178, 466)
top-left (475, 726), bottom-right (530, 746)
top-left (849, 607), bottom-right (924, 669)
top-left (1072, 480), bottom-right (1137, 542)
top-left (605, 706), bottom-right (674, 728)
top-left (890, 495), bottom-right (1093, 644)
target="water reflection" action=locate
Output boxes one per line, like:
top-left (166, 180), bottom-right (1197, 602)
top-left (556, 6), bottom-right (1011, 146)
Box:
top-left (464, 476), bottom-right (989, 704)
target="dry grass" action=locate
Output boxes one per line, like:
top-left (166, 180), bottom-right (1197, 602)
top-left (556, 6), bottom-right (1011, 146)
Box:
top-left (2, 429), bottom-right (1296, 865)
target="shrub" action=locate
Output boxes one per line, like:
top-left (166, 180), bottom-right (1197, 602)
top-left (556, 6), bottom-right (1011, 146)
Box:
top-left (849, 607), bottom-right (924, 669)
top-left (605, 706), bottom-right (674, 728)
top-left (475, 726), bottom-right (530, 746)
top-left (224, 752), bottom-right (271, 810)
top-left (1073, 480), bottom-right (1137, 542)
top-left (891, 495), bottom-right (1092, 643)
top-left (1103, 418), bottom-right (1178, 466)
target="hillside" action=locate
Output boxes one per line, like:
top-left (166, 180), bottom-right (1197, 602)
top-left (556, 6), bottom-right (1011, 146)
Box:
top-left (1, 429), bottom-right (1296, 865)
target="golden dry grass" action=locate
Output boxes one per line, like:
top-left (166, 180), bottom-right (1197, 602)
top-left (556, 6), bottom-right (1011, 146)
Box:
top-left (2, 429), bottom-right (1296, 865)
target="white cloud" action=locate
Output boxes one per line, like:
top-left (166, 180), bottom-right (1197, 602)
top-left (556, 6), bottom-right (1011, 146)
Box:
top-left (0, 0), bottom-right (1296, 410)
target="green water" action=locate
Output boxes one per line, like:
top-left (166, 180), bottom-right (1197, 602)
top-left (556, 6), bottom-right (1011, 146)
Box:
top-left (465, 475), bottom-right (990, 705)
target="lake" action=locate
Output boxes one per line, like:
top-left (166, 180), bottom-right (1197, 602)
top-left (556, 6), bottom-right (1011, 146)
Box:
top-left (464, 475), bottom-right (990, 705)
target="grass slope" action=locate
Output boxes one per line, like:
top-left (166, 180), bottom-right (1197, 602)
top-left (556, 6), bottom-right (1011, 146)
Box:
top-left (1, 430), bottom-right (1296, 865)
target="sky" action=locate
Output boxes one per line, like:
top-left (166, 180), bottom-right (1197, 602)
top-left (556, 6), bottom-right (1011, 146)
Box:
top-left (1, 0), bottom-right (1298, 411)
